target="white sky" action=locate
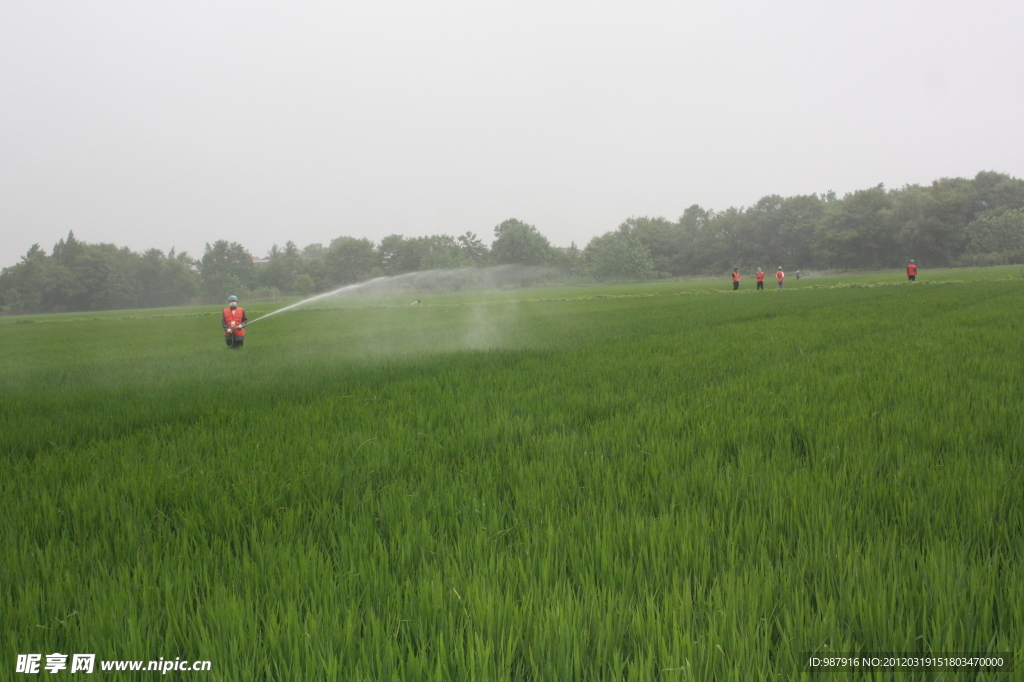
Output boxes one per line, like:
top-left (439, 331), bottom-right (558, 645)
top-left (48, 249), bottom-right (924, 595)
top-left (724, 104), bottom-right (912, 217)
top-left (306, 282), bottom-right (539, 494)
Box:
top-left (2, 0), bottom-right (1022, 268)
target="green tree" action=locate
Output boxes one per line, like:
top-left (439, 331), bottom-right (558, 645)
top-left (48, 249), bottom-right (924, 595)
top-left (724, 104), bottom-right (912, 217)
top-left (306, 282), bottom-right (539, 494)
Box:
top-left (491, 219), bottom-right (555, 266)
top-left (158, 250), bottom-right (199, 305)
top-left (622, 217), bottom-right (681, 275)
top-left (137, 249), bottom-right (168, 305)
top-left (905, 177), bottom-right (974, 266)
top-left (2, 239), bottom-right (198, 313)
top-left (199, 241), bottom-right (254, 301)
top-left (675, 205), bottom-right (713, 273)
top-left (972, 170), bottom-right (1024, 215)
top-left (584, 226), bottom-right (655, 281)
top-left (136, 248), bottom-right (197, 308)
top-left (738, 194), bottom-right (823, 269)
top-left (689, 207), bottom-right (743, 274)
top-left (50, 230), bottom-right (86, 267)
top-left (420, 235), bottom-right (470, 270)
top-left (742, 195), bottom-right (785, 267)
top-left (0, 244), bottom-right (69, 313)
top-left (257, 241), bottom-right (307, 294)
top-left (551, 241), bottom-right (585, 274)
top-left (457, 231), bottom-right (489, 265)
top-left (302, 243), bottom-right (327, 259)
top-left (378, 234), bottom-right (426, 275)
top-left (46, 237), bottom-right (139, 311)
top-left (816, 184), bottom-right (895, 268)
top-left (297, 244), bottom-right (329, 291)
top-left (776, 194), bottom-right (823, 267)
top-left (962, 209), bottom-right (1024, 265)
top-left (324, 237), bottom-right (379, 286)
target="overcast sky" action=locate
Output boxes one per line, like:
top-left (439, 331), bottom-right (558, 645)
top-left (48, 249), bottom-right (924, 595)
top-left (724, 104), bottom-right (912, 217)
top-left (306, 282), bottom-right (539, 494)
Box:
top-left (2, 1), bottom-right (1022, 268)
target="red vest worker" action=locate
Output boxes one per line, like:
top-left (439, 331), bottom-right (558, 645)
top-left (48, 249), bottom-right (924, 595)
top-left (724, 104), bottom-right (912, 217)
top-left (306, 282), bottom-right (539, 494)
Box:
top-left (907, 260), bottom-right (917, 281)
top-left (756, 268), bottom-right (765, 290)
top-left (732, 268), bottom-right (740, 290)
top-left (222, 295), bottom-right (248, 349)
top-left (776, 267), bottom-right (785, 289)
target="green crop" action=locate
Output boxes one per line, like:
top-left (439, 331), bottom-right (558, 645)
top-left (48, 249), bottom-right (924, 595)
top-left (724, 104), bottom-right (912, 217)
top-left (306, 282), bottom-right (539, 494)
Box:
top-left (1, 267), bottom-right (1021, 680)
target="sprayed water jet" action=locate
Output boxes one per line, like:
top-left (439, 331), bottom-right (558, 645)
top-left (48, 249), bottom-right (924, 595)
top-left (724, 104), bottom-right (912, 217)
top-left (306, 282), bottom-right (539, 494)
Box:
top-left (243, 265), bottom-right (559, 327)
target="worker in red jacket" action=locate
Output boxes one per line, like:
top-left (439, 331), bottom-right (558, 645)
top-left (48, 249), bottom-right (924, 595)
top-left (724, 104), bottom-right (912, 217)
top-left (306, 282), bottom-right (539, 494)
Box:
top-left (222, 295), bottom-right (248, 349)
top-left (907, 260), bottom-right (917, 281)
top-left (776, 267), bottom-right (785, 289)
top-left (756, 268), bottom-right (765, 290)
top-left (731, 268), bottom-right (740, 290)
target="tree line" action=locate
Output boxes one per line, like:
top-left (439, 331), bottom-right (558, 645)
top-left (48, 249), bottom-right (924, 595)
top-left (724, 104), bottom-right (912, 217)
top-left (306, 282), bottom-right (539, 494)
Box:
top-left (2, 171), bottom-right (1022, 313)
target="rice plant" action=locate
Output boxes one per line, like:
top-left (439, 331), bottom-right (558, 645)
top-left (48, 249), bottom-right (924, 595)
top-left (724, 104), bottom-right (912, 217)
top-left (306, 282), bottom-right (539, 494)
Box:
top-left (2, 267), bottom-right (1021, 680)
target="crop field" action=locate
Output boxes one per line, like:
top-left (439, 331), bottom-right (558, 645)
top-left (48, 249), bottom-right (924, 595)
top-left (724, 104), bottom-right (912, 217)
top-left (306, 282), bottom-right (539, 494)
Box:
top-left (2, 267), bottom-right (1022, 680)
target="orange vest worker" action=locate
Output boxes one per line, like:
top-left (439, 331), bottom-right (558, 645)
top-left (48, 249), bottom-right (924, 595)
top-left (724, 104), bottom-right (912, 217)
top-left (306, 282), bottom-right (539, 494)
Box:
top-left (223, 307), bottom-right (247, 337)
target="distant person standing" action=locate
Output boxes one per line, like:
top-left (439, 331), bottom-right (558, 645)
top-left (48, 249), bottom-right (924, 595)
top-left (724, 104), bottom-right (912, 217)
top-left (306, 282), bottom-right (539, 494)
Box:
top-left (732, 268), bottom-right (740, 290)
top-left (756, 268), bottom-right (765, 290)
top-left (907, 260), bottom-right (917, 281)
top-left (223, 295), bottom-right (248, 349)
top-left (795, 270), bottom-right (801, 280)
top-left (776, 267), bottom-right (785, 289)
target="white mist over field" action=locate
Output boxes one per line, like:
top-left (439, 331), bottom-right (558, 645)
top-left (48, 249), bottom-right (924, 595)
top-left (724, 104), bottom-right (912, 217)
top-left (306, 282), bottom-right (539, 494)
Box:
top-left (248, 265), bottom-right (553, 325)
top-left (249, 265), bottom-right (555, 355)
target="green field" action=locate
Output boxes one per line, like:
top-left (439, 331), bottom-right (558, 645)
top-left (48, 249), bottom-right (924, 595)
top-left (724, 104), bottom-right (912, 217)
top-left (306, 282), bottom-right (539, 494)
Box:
top-left (2, 267), bottom-right (1022, 680)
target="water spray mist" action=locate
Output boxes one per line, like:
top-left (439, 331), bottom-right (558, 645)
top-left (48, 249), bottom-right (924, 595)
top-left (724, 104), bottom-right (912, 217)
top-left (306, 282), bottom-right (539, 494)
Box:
top-left (242, 265), bottom-right (557, 328)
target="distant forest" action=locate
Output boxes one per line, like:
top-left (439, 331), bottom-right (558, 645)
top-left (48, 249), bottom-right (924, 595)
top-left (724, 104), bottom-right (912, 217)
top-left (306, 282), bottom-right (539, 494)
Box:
top-left (2, 171), bottom-right (1023, 314)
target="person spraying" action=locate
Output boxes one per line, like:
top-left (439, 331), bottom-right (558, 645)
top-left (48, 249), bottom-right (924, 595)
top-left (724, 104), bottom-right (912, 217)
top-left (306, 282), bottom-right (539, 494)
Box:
top-left (222, 295), bottom-right (248, 349)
